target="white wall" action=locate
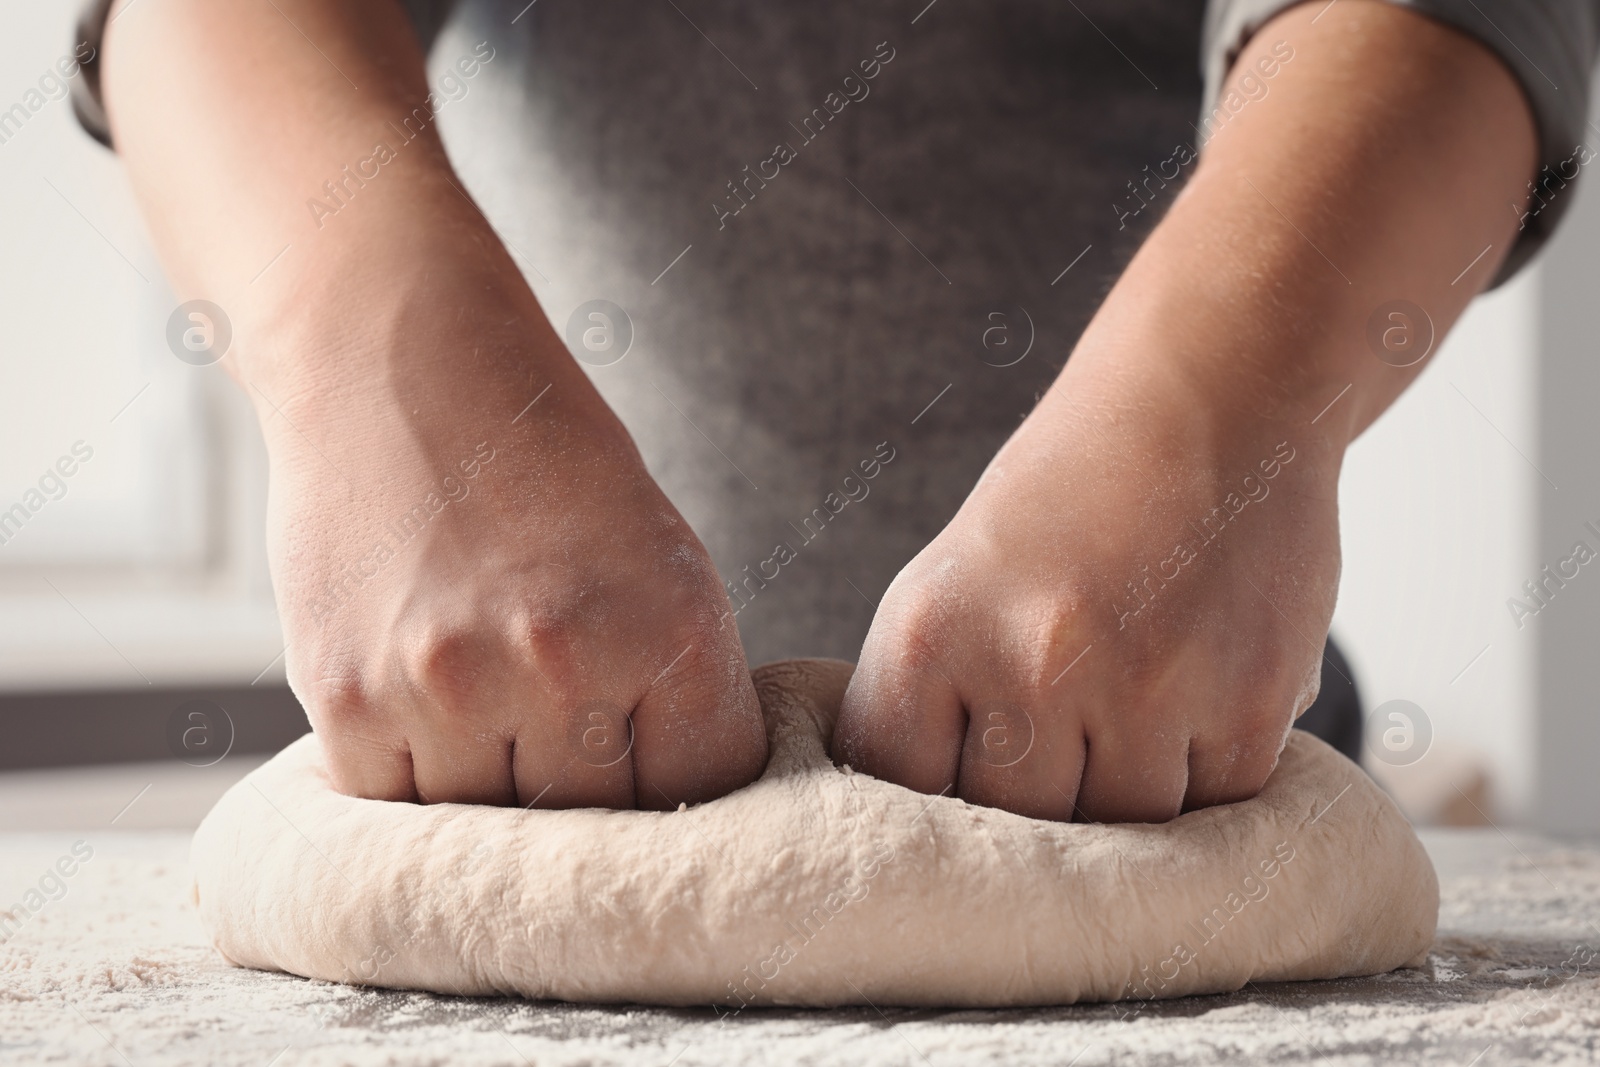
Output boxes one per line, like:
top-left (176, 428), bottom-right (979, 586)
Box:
top-left (0, 1), bottom-right (282, 691)
top-left (1338, 78), bottom-right (1600, 836)
top-left (1530, 76), bottom-right (1600, 835)
top-left (1333, 272), bottom-right (1539, 822)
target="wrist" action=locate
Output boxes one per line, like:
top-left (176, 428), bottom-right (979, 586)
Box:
top-left (226, 227), bottom-right (625, 469)
top-left (1021, 323), bottom-right (1345, 502)
top-left (1059, 192), bottom-right (1378, 458)
top-left (218, 153), bottom-right (524, 371)
top-left (227, 206), bottom-right (583, 413)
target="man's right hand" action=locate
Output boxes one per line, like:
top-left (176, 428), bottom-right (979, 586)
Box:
top-left (104, 0), bottom-right (766, 809)
top-left (256, 292), bottom-right (766, 810)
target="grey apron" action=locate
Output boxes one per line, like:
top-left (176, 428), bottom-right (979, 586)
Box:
top-left (435, 0), bottom-right (1208, 665)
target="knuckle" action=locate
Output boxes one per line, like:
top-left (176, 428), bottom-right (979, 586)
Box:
top-left (410, 603), bottom-right (585, 706)
top-left (405, 626), bottom-right (493, 707)
top-left (1239, 698), bottom-right (1295, 741)
top-left (296, 665), bottom-right (377, 728)
top-left (1100, 628), bottom-right (1170, 692)
top-left (1032, 588), bottom-right (1094, 645)
top-left (872, 587), bottom-right (958, 673)
top-left (505, 603), bottom-right (585, 684)
top-left (658, 644), bottom-right (747, 710)
top-left (893, 623), bottom-right (949, 679)
top-left (1011, 599), bottom-right (1095, 693)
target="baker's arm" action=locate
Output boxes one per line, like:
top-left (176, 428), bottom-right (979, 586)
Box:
top-left (1205, 0), bottom-right (1600, 286)
top-left (101, 0), bottom-right (766, 809)
top-left (836, 0), bottom-right (1551, 821)
top-left (1079, 0), bottom-right (1544, 453)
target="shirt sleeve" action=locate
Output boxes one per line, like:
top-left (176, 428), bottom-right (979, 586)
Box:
top-left (68, 0), bottom-right (112, 149)
top-left (69, 0), bottom-right (458, 151)
top-left (1202, 0), bottom-right (1600, 286)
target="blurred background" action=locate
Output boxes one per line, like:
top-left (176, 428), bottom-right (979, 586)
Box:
top-left (2, 0), bottom-right (1597, 835)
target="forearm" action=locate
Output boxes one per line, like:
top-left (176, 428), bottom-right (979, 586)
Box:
top-left (103, 0), bottom-right (561, 412)
top-left (843, 0), bottom-right (1551, 822)
top-left (1045, 0), bottom-right (1536, 459)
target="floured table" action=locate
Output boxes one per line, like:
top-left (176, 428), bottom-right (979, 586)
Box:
top-left (2, 827), bottom-right (1597, 1065)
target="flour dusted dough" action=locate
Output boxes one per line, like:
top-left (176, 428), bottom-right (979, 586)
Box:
top-left (191, 659), bottom-right (1437, 1007)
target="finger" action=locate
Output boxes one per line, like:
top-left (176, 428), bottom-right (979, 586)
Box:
top-left (957, 693), bottom-right (1086, 822)
top-left (392, 619), bottom-right (538, 806)
top-left (1182, 730), bottom-right (1283, 811)
top-left (394, 592), bottom-right (638, 808)
top-left (408, 715), bottom-right (519, 806)
top-left (1074, 723), bottom-right (1190, 824)
top-left (832, 641), bottom-right (965, 797)
top-left (631, 643), bottom-right (766, 810)
top-left (318, 729), bottom-right (418, 802)
top-left (512, 690), bottom-right (638, 810)
top-left (1183, 686), bottom-right (1304, 811)
top-left (296, 670), bottom-right (418, 802)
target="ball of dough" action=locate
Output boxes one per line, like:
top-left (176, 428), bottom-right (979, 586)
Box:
top-left (191, 659), bottom-right (1437, 1007)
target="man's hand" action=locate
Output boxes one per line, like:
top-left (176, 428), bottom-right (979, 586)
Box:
top-left (260, 307), bottom-right (765, 809)
top-left (835, 0), bottom-right (1539, 820)
top-left (105, 0), bottom-right (766, 808)
top-left (835, 379), bottom-right (1338, 822)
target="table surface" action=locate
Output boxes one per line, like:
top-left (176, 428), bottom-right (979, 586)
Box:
top-left (3, 824), bottom-right (1598, 1066)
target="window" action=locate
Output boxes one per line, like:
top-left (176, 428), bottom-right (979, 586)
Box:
top-left (0, 2), bottom-right (281, 691)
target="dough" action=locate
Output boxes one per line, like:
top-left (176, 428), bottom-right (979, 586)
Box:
top-left (191, 659), bottom-right (1437, 1007)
